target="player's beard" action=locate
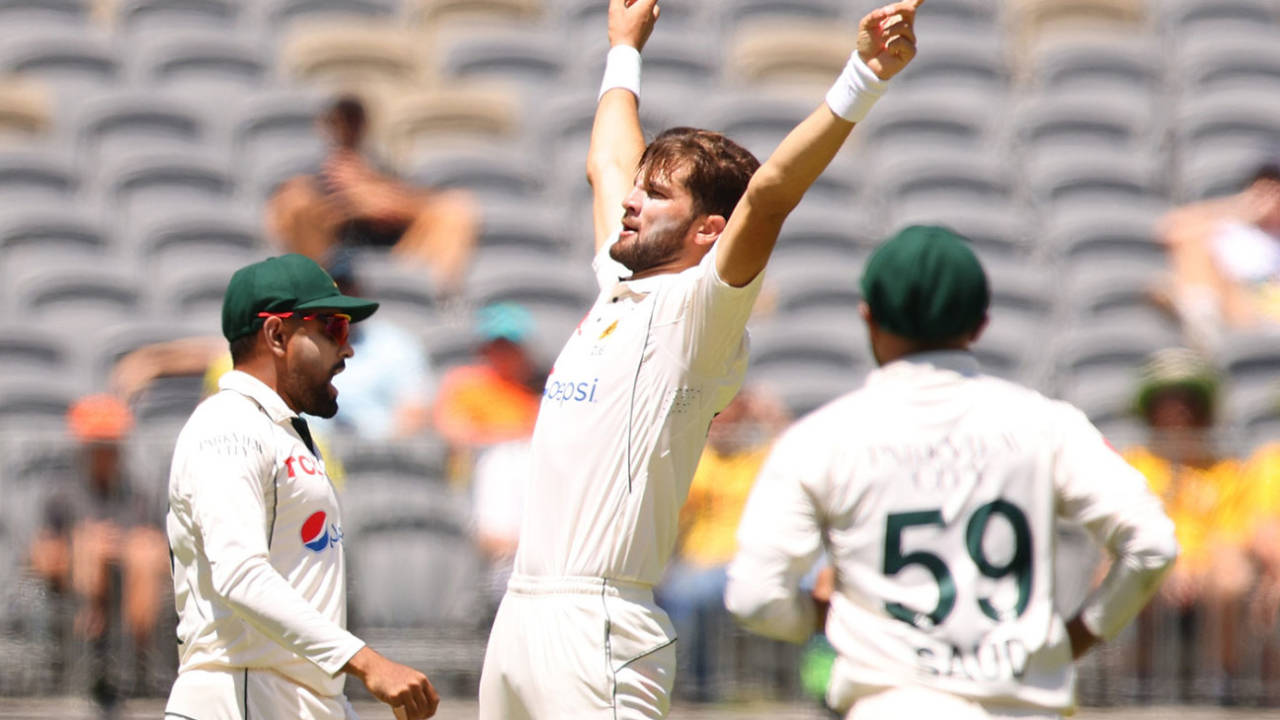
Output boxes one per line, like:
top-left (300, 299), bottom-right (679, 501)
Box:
top-left (284, 362), bottom-right (342, 419)
top-left (610, 212), bottom-right (695, 274)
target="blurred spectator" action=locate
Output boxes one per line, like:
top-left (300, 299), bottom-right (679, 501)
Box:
top-left (267, 95), bottom-right (479, 297)
top-left (655, 385), bottom-right (790, 703)
top-left (1158, 158), bottom-right (1280, 351)
top-left (27, 395), bottom-right (169, 715)
top-left (471, 437), bottom-right (532, 619)
top-left (432, 303), bottom-right (541, 452)
top-left (307, 251), bottom-right (436, 441)
top-left (1122, 348), bottom-right (1280, 701)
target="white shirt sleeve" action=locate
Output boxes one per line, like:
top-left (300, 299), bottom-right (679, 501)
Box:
top-left (185, 428), bottom-right (366, 676)
top-left (1052, 405), bottom-right (1178, 641)
top-left (724, 423), bottom-right (826, 644)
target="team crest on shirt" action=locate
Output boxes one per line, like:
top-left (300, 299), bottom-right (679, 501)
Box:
top-left (301, 510), bottom-right (343, 552)
top-left (598, 320), bottom-right (619, 340)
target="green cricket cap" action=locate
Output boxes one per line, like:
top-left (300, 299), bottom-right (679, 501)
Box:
top-left (860, 225), bottom-right (990, 342)
top-left (1134, 347), bottom-right (1220, 420)
top-left (221, 254), bottom-right (379, 342)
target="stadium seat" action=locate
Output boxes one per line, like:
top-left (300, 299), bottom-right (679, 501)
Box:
top-left (1221, 329), bottom-right (1280, 395)
top-left (346, 249), bottom-right (441, 326)
top-left (406, 140), bottom-right (547, 204)
top-left (875, 148), bottom-right (1016, 222)
top-left (908, 0), bottom-right (998, 25)
top-left (1177, 88), bottom-right (1280, 152)
top-left (131, 32), bottom-right (271, 103)
top-left (1061, 259), bottom-right (1175, 331)
top-left (346, 513), bottom-right (486, 628)
top-left (0, 146), bottom-right (80, 202)
top-left (12, 258), bottom-right (144, 332)
top-left (1014, 89), bottom-right (1161, 154)
top-left (890, 26), bottom-right (1010, 90)
top-left (1027, 29), bottom-right (1164, 95)
top-left (74, 91), bottom-right (209, 165)
top-left (86, 320), bottom-right (210, 388)
top-left (887, 196), bottom-right (1032, 259)
top-left (702, 90), bottom-right (822, 160)
top-left (382, 86), bottom-right (521, 160)
top-left (335, 436), bottom-right (450, 480)
top-left (552, 0), bottom-right (703, 38)
top-left (0, 201), bottom-right (110, 272)
top-left (982, 257), bottom-right (1057, 326)
top-left (154, 256), bottom-right (248, 326)
top-left (265, 0), bottom-right (400, 29)
top-left (1023, 145), bottom-right (1165, 210)
top-left (1176, 143), bottom-right (1268, 202)
top-left (1045, 200), bottom-right (1170, 265)
top-left (973, 314), bottom-right (1049, 386)
top-left (0, 325), bottom-right (79, 384)
top-left (131, 199), bottom-right (264, 263)
top-left (412, 0), bottom-right (542, 27)
top-left (855, 85), bottom-right (1010, 163)
top-left (1223, 386), bottom-right (1280, 453)
top-left (1160, 0), bottom-right (1278, 31)
top-left (1176, 27), bottom-right (1280, 94)
top-left (99, 148), bottom-right (238, 229)
top-left (1009, 0), bottom-right (1149, 45)
top-left (1, 27), bottom-right (121, 103)
top-left (0, 379), bottom-right (80, 432)
top-left (714, 0), bottom-right (843, 32)
top-left (230, 86), bottom-right (328, 156)
top-left (771, 200), bottom-right (878, 258)
top-left (280, 20), bottom-right (423, 90)
top-left (578, 29), bottom-right (719, 94)
top-left (0, 78), bottom-right (51, 142)
top-left (725, 19), bottom-right (856, 90)
top-left (0, 1), bottom-right (90, 40)
top-left (116, 0), bottom-right (245, 34)
top-left (748, 314), bottom-right (869, 416)
top-left (533, 87), bottom-right (680, 173)
top-left (767, 260), bottom-right (863, 317)
top-left (464, 247), bottom-right (595, 315)
top-left (1053, 322), bottom-right (1182, 396)
top-left (437, 30), bottom-right (567, 94)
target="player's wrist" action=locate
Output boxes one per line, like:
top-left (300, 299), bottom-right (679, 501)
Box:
top-left (599, 44), bottom-right (642, 102)
top-left (825, 51), bottom-right (889, 124)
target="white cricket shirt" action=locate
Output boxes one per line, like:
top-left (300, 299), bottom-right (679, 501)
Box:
top-left (726, 352), bottom-right (1177, 715)
top-left (167, 370), bottom-right (366, 697)
top-left (513, 235), bottom-right (764, 586)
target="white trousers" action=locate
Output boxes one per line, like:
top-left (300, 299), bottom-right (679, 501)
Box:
top-left (478, 575), bottom-right (677, 720)
top-left (165, 667), bottom-right (358, 720)
top-left (846, 687), bottom-right (1061, 720)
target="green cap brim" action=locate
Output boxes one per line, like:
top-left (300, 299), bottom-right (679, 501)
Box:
top-left (294, 294), bottom-right (379, 323)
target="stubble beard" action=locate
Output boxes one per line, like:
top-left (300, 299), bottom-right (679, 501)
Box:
top-left (285, 365), bottom-right (340, 419)
top-left (609, 214), bottom-right (695, 274)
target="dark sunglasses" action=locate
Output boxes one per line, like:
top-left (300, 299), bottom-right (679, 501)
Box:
top-left (257, 311), bottom-right (352, 346)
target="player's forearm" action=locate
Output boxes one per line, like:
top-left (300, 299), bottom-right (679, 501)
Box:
top-left (1077, 542), bottom-right (1176, 642)
top-left (725, 566), bottom-right (817, 645)
top-left (211, 553), bottom-right (366, 675)
top-left (745, 105), bottom-right (856, 219)
top-left (587, 88), bottom-right (646, 248)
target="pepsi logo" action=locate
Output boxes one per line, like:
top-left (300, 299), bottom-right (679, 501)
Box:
top-left (301, 511), bottom-right (330, 552)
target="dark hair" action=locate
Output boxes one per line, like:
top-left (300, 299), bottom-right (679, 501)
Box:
top-left (636, 127), bottom-right (761, 220)
top-left (229, 333), bottom-right (257, 365)
top-left (327, 95), bottom-right (367, 129)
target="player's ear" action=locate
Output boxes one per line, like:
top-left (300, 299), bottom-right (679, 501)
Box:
top-left (263, 316), bottom-right (289, 358)
top-left (694, 214), bottom-right (727, 246)
top-left (858, 302), bottom-right (876, 330)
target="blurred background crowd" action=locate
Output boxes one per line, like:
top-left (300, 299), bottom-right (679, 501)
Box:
top-left (1, 0), bottom-right (1280, 716)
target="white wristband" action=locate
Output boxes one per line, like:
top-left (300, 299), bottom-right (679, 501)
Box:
top-left (824, 52), bottom-right (889, 123)
top-left (599, 44), bottom-right (642, 102)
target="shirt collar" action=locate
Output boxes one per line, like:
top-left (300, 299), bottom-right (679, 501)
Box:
top-left (866, 350), bottom-right (981, 388)
top-left (607, 272), bottom-right (668, 301)
top-left (218, 369), bottom-right (298, 424)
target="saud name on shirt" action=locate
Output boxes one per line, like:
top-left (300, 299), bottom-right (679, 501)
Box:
top-left (543, 376), bottom-right (599, 405)
top-left (914, 637), bottom-right (1029, 683)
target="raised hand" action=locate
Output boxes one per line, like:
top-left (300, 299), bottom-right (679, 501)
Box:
top-left (608, 0), bottom-right (660, 51)
top-left (857, 0), bottom-right (923, 81)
